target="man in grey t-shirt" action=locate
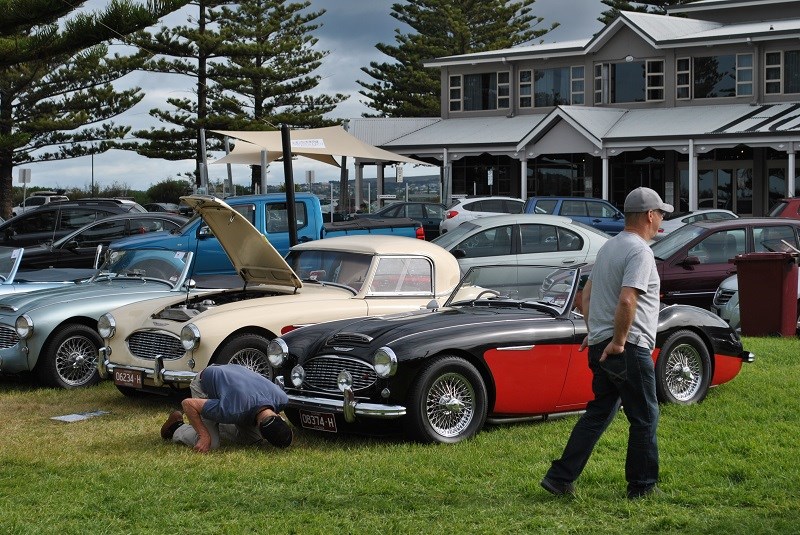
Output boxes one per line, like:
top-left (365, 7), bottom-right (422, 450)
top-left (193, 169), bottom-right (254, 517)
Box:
top-left (541, 187), bottom-right (672, 499)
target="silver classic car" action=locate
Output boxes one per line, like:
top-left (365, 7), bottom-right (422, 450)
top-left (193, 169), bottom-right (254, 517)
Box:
top-left (0, 248), bottom-right (209, 388)
top-left (97, 196), bottom-right (461, 397)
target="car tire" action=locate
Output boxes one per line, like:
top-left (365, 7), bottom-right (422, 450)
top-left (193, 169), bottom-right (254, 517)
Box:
top-left (405, 355), bottom-right (487, 444)
top-left (213, 333), bottom-right (273, 379)
top-left (36, 324), bottom-right (102, 389)
top-left (655, 330), bottom-right (711, 405)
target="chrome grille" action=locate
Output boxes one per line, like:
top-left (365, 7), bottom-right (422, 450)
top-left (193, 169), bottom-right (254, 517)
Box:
top-left (713, 288), bottom-right (736, 307)
top-left (326, 332), bottom-right (373, 346)
top-left (303, 355), bottom-right (376, 392)
top-left (0, 326), bottom-right (19, 349)
top-left (127, 331), bottom-right (184, 360)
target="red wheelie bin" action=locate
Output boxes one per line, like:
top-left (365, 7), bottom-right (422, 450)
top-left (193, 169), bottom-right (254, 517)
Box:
top-left (732, 252), bottom-right (799, 337)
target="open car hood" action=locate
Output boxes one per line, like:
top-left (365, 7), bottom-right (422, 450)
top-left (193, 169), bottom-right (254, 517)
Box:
top-left (181, 195), bottom-right (302, 289)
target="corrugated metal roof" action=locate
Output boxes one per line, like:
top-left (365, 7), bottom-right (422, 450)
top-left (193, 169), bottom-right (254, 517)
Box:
top-left (346, 118), bottom-right (441, 146)
top-left (557, 107), bottom-right (628, 140)
top-left (383, 115), bottom-right (546, 148)
top-left (599, 103), bottom-right (800, 139)
top-left (623, 11), bottom-right (722, 42)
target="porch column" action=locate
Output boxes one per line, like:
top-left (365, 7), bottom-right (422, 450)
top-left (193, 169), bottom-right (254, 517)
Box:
top-left (519, 156), bottom-right (528, 200)
top-left (689, 139), bottom-right (698, 211)
top-left (601, 153), bottom-right (609, 200)
top-left (377, 163), bottom-right (385, 207)
top-left (355, 162), bottom-right (363, 210)
top-left (442, 148), bottom-right (452, 205)
top-left (789, 148), bottom-right (796, 197)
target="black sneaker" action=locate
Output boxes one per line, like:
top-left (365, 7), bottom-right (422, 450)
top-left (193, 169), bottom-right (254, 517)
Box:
top-left (540, 477), bottom-right (575, 497)
top-left (160, 410), bottom-right (184, 440)
top-left (627, 485), bottom-right (664, 499)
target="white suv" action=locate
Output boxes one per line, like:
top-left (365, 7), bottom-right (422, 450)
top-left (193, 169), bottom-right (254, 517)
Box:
top-left (439, 196), bottom-right (525, 234)
top-left (12, 192), bottom-right (69, 217)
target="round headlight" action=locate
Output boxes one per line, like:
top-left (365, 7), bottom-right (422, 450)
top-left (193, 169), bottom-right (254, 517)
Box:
top-left (267, 338), bottom-right (288, 367)
top-left (15, 314), bottom-right (33, 339)
top-left (373, 346), bottom-right (398, 378)
top-left (98, 313), bottom-right (116, 339)
top-left (180, 324), bottom-right (201, 351)
top-left (337, 370), bottom-right (353, 392)
top-left (291, 365), bottom-right (305, 387)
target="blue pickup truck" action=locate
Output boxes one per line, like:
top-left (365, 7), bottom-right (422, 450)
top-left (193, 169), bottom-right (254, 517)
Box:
top-left (111, 193), bottom-right (424, 275)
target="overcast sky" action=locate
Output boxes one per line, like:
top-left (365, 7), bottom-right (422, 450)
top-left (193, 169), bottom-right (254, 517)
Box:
top-left (26, 0), bottom-right (604, 193)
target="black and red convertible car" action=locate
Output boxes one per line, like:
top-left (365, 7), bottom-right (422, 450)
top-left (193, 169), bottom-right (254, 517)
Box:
top-left (267, 264), bottom-right (754, 444)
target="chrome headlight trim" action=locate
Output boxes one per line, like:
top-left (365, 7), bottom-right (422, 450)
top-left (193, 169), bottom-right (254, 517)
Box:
top-left (267, 338), bottom-right (288, 367)
top-left (373, 346), bottom-right (398, 378)
top-left (180, 324), bottom-right (201, 351)
top-left (15, 314), bottom-right (34, 339)
top-left (98, 313), bottom-right (116, 339)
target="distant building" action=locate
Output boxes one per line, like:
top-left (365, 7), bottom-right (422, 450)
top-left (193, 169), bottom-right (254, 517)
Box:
top-left (350, 0), bottom-right (800, 215)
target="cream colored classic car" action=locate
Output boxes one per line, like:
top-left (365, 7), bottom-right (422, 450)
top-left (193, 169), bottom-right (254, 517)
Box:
top-left (97, 196), bottom-right (460, 396)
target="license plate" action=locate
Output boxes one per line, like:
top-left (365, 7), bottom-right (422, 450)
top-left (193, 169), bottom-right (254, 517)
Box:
top-left (299, 410), bottom-right (337, 433)
top-left (113, 368), bottom-right (143, 389)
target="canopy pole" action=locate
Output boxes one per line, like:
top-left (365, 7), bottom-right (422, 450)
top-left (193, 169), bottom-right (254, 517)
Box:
top-left (282, 124), bottom-right (298, 247)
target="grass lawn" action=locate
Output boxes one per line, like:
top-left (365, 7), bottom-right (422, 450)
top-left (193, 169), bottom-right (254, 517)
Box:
top-left (1, 336), bottom-right (798, 534)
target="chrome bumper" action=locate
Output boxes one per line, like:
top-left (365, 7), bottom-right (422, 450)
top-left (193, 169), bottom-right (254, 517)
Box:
top-left (286, 391), bottom-right (406, 421)
top-left (740, 350), bottom-right (756, 363)
top-left (98, 348), bottom-right (196, 385)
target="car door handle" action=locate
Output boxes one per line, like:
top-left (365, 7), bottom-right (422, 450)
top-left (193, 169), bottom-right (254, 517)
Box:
top-left (562, 259), bottom-right (576, 264)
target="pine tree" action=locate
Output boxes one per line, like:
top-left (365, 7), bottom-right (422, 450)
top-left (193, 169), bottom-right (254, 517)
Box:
top-left (599, 1), bottom-right (697, 26)
top-left (133, 0), bottom-right (346, 191)
top-left (358, 0), bottom-right (558, 118)
top-left (0, 0), bottom-right (188, 217)
top-left (130, 1), bottom-right (233, 184)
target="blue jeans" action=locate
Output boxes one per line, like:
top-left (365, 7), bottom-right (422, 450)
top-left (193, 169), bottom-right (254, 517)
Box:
top-left (545, 341), bottom-right (659, 494)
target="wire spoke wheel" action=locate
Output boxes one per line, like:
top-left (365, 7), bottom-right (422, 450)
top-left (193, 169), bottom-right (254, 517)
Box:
top-left (656, 330), bottom-right (711, 405)
top-left (55, 335), bottom-right (98, 387)
top-left (425, 372), bottom-right (476, 438)
top-left (229, 347), bottom-right (272, 379)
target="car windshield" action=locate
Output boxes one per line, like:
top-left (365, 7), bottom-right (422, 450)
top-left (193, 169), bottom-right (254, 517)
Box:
top-left (566, 219), bottom-right (613, 238)
top-left (650, 223), bottom-right (706, 259)
top-left (285, 249), bottom-right (373, 290)
top-left (768, 201), bottom-right (787, 217)
top-left (444, 264), bottom-right (582, 316)
top-left (91, 249), bottom-right (190, 285)
top-left (0, 247), bottom-right (22, 281)
top-left (431, 221), bottom-right (480, 249)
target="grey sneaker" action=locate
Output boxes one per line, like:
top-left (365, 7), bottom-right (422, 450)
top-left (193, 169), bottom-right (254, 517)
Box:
top-left (540, 477), bottom-right (576, 497)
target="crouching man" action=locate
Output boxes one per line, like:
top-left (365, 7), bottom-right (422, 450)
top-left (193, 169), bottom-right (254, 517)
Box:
top-left (160, 363), bottom-right (293, 452)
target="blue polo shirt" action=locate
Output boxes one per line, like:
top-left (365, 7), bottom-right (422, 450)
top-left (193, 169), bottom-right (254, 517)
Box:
top-left (200, 364), bottom-right (288, 425)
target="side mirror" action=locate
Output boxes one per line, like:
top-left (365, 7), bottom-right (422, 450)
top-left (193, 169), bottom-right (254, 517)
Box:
top-left (183, 278), bottom-right (196, 289)
top-left (680, 255), bottom-right (700, 268)
top-left (197, 225), bottom-right (212, 238)
top-left (614, 212), bottom-right (624, 220)
top-left (451, 249), bottom-right (467, 259)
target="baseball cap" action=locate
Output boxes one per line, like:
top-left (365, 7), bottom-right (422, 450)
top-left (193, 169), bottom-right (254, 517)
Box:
top-left (259, 415), bottom-right (293, 448)
top-left (623, 187), bottom-right (674, 214)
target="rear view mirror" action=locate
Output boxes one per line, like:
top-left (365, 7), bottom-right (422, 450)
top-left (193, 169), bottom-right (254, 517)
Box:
top-left (680, 256), bottom-right (700, 267)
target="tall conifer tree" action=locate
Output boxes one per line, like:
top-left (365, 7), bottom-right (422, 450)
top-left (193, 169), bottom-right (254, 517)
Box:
top-left (599, 1), bottom-right (697, 26)
top-left (0, 0), bottom-right (188, 217)
top-left (133, 0), bottom-right (345, 190)
top-left (358, 0), bottom-right (558, 118)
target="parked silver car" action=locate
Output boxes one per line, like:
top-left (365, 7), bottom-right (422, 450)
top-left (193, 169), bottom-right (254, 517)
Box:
top-left (0, 248), bottom-right (221, 388)
top-left (0, 246), bottom-right (96, 297)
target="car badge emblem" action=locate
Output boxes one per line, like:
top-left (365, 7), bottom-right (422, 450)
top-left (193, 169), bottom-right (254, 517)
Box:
top-left (333, 346), bottom-right (354, 352)
top-left (153, 321), bottom-right (168, 327)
